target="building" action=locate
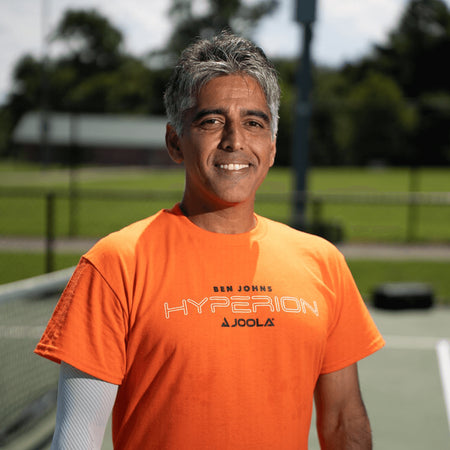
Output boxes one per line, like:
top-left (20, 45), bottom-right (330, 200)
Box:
top-left (12, 112), bottom-right (175, 166)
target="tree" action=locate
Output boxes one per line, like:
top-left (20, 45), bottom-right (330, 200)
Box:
top-left (343, 0), bottom-right (450, 97)
top-left (375, 0), bottom-right (450, 97)
top-left (414, 92), bottom-right (450, 165)
top-left (7, 55), bottom-right (43, 129)
top-left (339, 0), bottom-right (450, 166)
top-left (6, 9), bottom-right (166, 117)
top-left (272, 58), bottom-right (296, 166)
top-left (346, 72), bottom-right (417, 166)
top-left (0, 108), bottom-right (12, 157)
top-left (310, 68), bottom-right (354, 166)
top-left (53, 9), bottom-right (123, 71)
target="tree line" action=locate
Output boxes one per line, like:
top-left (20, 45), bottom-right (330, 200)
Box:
top-left (1, 0), bottom-right (449, 167)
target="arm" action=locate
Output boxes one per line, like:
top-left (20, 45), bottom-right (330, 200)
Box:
top-left (314, 363), bottom-right (372, 450)
top-left (51, 362), bottom-right (118, 450)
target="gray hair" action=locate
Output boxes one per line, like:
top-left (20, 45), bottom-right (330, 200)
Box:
top-left (164, 31), bottom-right (281, 138)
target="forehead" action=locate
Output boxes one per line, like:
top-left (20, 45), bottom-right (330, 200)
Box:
top-left (195, 74), bottom-right (268, 109)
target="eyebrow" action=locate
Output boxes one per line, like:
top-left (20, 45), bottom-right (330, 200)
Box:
top-left (245, 109), bottom-right (271, 124)
top-left (192, 109), bottom-right (224, 122)
top-left (192, 108), bottom-right (271, 124)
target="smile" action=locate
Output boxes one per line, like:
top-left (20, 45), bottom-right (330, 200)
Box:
top-left (218, 163), bottom-right (250, 171)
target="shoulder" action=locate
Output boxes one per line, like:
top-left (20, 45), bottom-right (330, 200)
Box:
top-left (258, 217), bottom-right (349, 286)
top-left (261, 216), bottom-right (342, 259)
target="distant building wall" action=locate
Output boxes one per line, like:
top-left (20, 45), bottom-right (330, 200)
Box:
top-left (12, 112), bottom-right (175, 167)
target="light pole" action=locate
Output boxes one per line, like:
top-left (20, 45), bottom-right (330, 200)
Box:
top-left (40, 0), bottom-right (51, 168)
top-left (291, 0), bottom-right (316, 230)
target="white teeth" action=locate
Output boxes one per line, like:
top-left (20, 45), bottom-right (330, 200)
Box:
top-left (219, 163), bottom-right (249, 170)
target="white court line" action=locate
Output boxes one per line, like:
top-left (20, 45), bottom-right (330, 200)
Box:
top-left (436, 339), bottom-right (450, 432)
top-left (381, 334), bottom-right (450, 431)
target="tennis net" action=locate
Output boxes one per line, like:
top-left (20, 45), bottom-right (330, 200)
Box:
top-left (0, 268), bottom-right (72, 446)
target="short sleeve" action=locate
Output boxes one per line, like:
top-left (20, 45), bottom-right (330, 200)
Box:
top-left (34, 258), bottom-right (128, 385)
top-left (320, 252), bottom-right (385, 374)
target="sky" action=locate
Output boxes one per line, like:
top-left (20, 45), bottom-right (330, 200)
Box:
top-left (1, 0), bottom-right (448, 105)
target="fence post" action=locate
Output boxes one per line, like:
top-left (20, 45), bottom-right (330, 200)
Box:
top-left (68, 113), bottom-right (79, 237)
top-left (406, 194), bottom-right (419, 242)
top-left (68, 180), bottom-right (78, 237)
top-left (45, 192), bottom-right (55, 273)
top-left (311, 197), bottom-right (323, 225)
top-left (406, 168), bottom-right (420, 242)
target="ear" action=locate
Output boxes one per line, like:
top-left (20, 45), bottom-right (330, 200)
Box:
top-left (269, 137), bottom-right (277, 168)
top-left (165, 124), bottom-right (184, 164)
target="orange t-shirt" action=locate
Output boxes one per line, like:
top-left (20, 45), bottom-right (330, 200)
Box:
top-left (35, 205), bottom-right (384, 449)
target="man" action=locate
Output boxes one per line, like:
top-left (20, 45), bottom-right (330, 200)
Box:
top-left (36, 31), bottom-right (384, 449)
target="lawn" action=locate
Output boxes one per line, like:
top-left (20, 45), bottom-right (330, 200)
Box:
top-left (0, 252), bottom-right (80, 284)
top-left (1, 163), bottom-right (449, 242)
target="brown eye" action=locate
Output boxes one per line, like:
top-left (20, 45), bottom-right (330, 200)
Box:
top-left (199, 118), bottom-right (222, 129)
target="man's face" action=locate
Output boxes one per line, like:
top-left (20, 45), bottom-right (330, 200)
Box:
top-left (167, 74), bottom-right (276, 211)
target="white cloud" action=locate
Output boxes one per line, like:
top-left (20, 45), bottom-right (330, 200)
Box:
top-left (313, 0), bottom-right (407, 65)
top-left (321, 0), bottom-right (405, 40)
top-left (96, 0), bottom-right (172, 54)
top-left (0, 1), bottom-right (42, 102)
top-left (252, 0), bottom-right (299, 57)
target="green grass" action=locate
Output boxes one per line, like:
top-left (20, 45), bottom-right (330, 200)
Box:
top-left (1, 163), bottom-right (448, 192)
top-left (0, 163), bottom-right (449, 242)
top-left (0, 252), bottom-right (81, 284)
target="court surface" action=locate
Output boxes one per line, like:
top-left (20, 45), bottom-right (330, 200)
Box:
top-left (309, 306), bottom-right (450, 449)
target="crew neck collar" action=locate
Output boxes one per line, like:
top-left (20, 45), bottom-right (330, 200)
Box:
top-left (167, 203), bottom-right (267, 243)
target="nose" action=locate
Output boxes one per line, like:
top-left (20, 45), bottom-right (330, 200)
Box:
top-left (219, 122), bottom-right (243, 152)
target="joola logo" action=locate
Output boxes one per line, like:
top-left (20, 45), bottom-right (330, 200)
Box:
top-left (221, 317), bottom-right (275, 328)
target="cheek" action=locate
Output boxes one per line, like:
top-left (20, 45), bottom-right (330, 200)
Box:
top-left (185, 134), bottom-right (217, 158)
top-left (183, 147), bottom-right (212, 172)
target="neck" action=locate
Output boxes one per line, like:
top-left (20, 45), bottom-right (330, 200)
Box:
top-left (179, 200), bottom-right (256, 234)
